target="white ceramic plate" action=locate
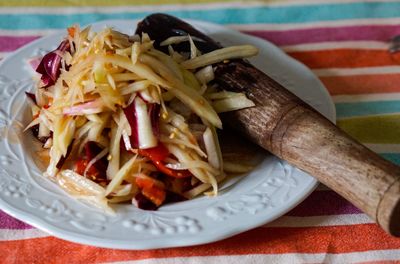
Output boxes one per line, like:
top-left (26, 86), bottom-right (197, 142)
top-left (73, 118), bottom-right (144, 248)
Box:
top-left (0, 19), bottom-right (335, 249)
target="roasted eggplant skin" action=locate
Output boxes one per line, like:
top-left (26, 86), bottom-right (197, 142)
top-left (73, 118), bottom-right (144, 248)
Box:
top-left (136, 13), bottom-right (220, 53)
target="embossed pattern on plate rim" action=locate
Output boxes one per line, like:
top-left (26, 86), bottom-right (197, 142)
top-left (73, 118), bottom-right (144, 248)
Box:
top-left (0, 19), bottom-right (335, 249)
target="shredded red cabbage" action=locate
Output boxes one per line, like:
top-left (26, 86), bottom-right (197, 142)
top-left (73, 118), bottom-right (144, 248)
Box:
top-left (36, 40), bottom-right (70, 88)
top-left (123, 101), bottom-right (139, 149)
top-left (123, 101), bottom-right (160, 149)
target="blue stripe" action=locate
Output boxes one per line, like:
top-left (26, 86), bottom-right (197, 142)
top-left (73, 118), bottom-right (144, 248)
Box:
top-left (336, 101), bottom-right (400, 119)
top-left (0, 2), bottom-right (400, 29)
top-left (381, 153), bottom-right (400, 165)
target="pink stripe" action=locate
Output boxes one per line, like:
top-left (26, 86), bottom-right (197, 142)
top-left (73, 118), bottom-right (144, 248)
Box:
top-left (243, 25), bottom-right (400, 46)
top-left (0, 210), bottom-right (32, 229)
top-left (287, 191), bottom-right (362, 216)
top-left (0, 36), bottom-right (39, 52)
top-left (3, 24), bottom-right (400, 53)
top-left (2, 24), bottom-right (399, 52)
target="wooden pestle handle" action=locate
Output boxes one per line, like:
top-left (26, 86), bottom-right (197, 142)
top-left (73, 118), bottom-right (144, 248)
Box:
top-left (136, 13), bottom-right (400, 236)
top-left (215, 61), bottom-right (400, 236)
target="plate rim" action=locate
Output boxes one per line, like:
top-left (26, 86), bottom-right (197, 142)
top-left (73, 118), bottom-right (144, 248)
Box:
top-left (0, 18), bottom-right (335, 249)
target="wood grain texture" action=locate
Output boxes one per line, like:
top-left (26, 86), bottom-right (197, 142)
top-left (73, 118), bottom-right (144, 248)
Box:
top-left (215, 61), bottom-right (400, 235)
top-left (136, 13), bottom-right (400, 236)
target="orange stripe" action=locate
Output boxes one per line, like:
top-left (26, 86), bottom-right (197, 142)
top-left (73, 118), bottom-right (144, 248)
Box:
top-left (287, 50), bottom-right (400, 69)
top-left (1, 224), bottom-right (400, 263)
top-left (320, 74), bottom-right (400, 95)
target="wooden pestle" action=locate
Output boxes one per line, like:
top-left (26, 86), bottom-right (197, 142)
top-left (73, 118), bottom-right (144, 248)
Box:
top-left (136, 13), bottom-right (400, 236)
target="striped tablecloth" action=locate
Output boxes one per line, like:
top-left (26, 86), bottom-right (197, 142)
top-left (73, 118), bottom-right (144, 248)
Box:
top-left (2, 1), bottom-right (400, 263)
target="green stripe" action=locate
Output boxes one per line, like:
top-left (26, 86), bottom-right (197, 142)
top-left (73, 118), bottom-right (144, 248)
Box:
top-left (1, 2), bottom-right (400, 29)
top-left (381, 153), bottom-right (400, 165)
top-left (338, 114), bottom-right (400, 144)
top-left (336, 101), bottom-right (400, 119)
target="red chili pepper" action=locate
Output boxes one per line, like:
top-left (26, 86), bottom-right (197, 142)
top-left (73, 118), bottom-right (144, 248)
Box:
top-left (139, 142), bottom-right (169, 161)
top-left (138, 143), bottom-right (192, 179)
top-left (67, 27), bottom-right (76, 38)
top-left (74, 159), bottom-right (101, 180)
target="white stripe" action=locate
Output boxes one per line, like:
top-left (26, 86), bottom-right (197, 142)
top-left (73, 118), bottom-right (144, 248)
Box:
top-left (314, 66), bottom-right (400, 77)
top-left (0, 0), bottom-right (398, 15)
top-left (365, 143), bottom-right (400, 154)
top-left (0, 52), bottom-right (10, 59)
top-left (333, 92), bottom-right (400, 103)
top-left (0, 29), bottom-right (57, 36)
top-left (0, 228), bottom-right (49, 241)
top-left (108, 250), bottom-right (400, 264)
top-left (233, 17), bottom-right (400, 31)
top-left (281, 41), bottom-right (389, 52)
top-left (265, 214), bottom-right (372, 228)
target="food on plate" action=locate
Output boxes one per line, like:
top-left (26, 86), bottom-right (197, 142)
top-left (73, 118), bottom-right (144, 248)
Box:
top-left (26, 22), bottom-right (259, 213)
top-left (136, 13), bottom-right (400, 237)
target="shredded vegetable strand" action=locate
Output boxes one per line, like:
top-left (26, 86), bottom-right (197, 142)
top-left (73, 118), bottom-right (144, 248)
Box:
top-left (181, 45), bottom-right (258, 70)
top-left (28, 24), bottom-right (258, 212)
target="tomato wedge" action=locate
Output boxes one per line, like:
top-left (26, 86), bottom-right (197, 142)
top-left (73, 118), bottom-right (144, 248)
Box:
top-left (135, 175), bottom-right (166, 207)
top-left (138, 143), bottom-right (192, 178)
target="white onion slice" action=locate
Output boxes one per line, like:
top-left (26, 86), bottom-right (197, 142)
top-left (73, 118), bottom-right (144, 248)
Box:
top-left (181, 45), bottom-right (258, 70)
top-left (105, 155), bottom-right (138, 196)
top-left (195, 65), bottom-right (214, 85)
top-left (111, 184), bottom-right (133, 196)
top-left (135, 97), bottom-right (157, 149)
top-left (212, 95), bottom-right (255, 113)
top-left (203, 127), bottom-right (220, 170)
top-left (160, 35), bottom-right (204, 46)
top-left (106, 120), bottom-right (122, 180)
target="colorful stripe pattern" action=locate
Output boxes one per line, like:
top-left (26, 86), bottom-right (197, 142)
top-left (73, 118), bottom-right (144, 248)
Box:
top-left (1, 1), bottom-right (400, 263)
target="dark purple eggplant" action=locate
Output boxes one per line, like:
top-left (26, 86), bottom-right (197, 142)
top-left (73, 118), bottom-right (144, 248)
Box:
top-left (164, 190), bottom-right (187, 204)
top-left (132, 193), bottom-right (158, 210)
top-left (136, 13), bottom-right (220, 54)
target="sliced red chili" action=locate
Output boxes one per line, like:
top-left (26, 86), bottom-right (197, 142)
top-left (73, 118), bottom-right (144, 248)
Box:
top-left (138, 143), bottom-right (192, 178)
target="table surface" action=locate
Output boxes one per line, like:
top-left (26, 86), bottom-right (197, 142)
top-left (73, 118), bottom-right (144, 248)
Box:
top-left (1, 0), bottom-right (400, 263)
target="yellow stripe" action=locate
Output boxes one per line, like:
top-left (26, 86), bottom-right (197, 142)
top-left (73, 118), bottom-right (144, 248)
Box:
top-left (0, 0), bottom-right (251, 7)
top-left (338, 114), bottom-right (400, 144)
